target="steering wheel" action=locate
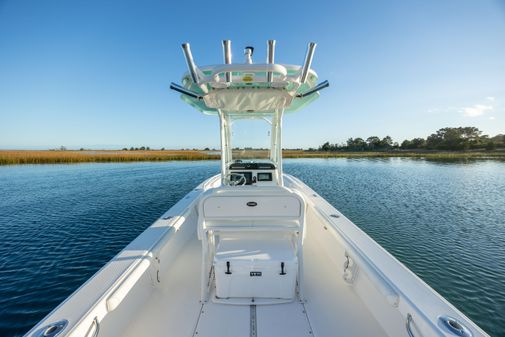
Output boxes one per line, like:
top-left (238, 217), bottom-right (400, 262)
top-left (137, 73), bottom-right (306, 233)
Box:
top-left (224, 173), bottom-right (247, 186)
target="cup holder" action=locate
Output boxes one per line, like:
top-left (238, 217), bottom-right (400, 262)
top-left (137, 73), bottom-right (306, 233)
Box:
top-left (38, 320), bottom-right (68, 337)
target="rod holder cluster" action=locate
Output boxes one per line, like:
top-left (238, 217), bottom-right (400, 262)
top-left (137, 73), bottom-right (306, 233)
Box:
top-left (180, 40), bottom-right (319, 84)
top-left (172, 40), bottom-right (329, 100)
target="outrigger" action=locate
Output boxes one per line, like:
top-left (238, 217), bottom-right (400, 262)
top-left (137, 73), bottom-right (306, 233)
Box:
top-left (27, 40), bottom-right (487, 337)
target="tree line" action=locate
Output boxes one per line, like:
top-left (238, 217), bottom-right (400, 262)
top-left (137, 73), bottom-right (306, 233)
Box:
top-left (122, 146), bottom-right (151, 151)
top-left (318, 127), bottom-right (505, 152)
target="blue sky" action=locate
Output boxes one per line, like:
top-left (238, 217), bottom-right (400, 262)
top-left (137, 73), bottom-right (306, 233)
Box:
top-left (0, 0), bottom-right (504, 149)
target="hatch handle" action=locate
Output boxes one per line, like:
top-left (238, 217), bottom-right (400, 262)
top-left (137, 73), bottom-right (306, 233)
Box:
top-left (225, 261), bottom-right (232, 274)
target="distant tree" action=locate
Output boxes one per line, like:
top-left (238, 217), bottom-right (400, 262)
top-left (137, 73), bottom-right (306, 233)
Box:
top-left (60, 146), bottom-right (67, 151)
top-left (140, 146), bottom-right (146, 151)
top-left (320, 141), bottom-right (331, 151)
top-left (401, 140), bottom-right (412, 149)
top-left (134, 147), bottom-right (139, 151)
top-left (80, 148), bottom-right (85, 151)
top-left (401, 137), bottom-right (426, 150)
top-left (204, 147), bottom-right (210, 151)
top-left (316, 127), bottom-right (505, 153)
top-left (146, 147), bottom-right (150, 151)
top-left (485, 141), bottom-right (496, 150)
top-left (122, 148), bottom-right (128, 151)
top-left (366, 136), bottom-right (381, 150)
top-left (490, 134), bottom-right (504, 148)
top-left (347, 138), bottom-right (367, 151)
top-left (380, 136), bottom-right (393, 149)
top-left (427, 127), bottom-right (483, 150)
top-left (130, 147), bottom-right (134, 151)
top-left (161, 147), bottom-right (165, 151)
top-left (411, 138), bottom-right (426, 149)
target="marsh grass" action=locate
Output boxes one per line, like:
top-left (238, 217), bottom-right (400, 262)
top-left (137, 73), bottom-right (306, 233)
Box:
top-left (0, 150), bottom-right (220, 165)
top-left (0, 150), bottom-right (503, 165)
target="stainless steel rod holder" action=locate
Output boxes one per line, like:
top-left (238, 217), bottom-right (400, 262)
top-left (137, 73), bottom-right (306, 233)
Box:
top-left (170, 82), bottom-right (203, 100)
top-left (222, 40), bottom-right (232, 82)
top-left (181, 43), bottom-right (199, 84)
top-left (296, 80), bottom-right (329, 98)
top-left (267, 40), bottom-right (276, 83)
top-left (300, 42), bottom-right (317, 83)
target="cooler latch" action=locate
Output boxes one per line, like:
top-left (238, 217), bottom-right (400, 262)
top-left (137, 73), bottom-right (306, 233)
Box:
top-left (225, 261), bottom-right (232, 274)
top-left (280, 262), bottom-right (286, 275)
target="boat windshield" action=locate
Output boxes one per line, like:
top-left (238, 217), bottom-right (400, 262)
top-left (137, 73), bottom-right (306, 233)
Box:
top-left (230, 118), bottom-right (271, 161)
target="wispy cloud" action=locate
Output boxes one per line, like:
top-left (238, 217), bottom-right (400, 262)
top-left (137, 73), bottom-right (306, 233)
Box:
top-left (462, 104), bottom-right (493, 117)
top-left (429, 96), bottom-right (497, 118)
top-left (427, 106), bottom-right (458, 114)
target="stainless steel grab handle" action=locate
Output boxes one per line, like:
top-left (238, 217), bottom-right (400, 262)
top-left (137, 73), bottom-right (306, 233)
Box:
top-left (406, 313), bottom-right (415, 337)
top-left (85, 317), bottom-right (99, 337)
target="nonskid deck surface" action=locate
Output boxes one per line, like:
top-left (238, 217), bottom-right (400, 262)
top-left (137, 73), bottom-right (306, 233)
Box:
top-left (193, 301), bottom-right (313, 337)
top-left (120, 231), bottom-right (387, 337)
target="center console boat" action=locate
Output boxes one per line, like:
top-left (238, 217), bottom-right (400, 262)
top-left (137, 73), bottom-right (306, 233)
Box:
top-left (26, 40), bottom-right (488, 337)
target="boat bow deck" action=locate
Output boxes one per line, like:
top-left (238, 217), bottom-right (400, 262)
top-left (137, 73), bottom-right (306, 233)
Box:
top-left (117, 225), bottom-right (388, 337)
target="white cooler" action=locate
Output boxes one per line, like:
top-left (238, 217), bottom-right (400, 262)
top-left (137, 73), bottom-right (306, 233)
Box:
top-left (214, 239), bottom-right (298, 299)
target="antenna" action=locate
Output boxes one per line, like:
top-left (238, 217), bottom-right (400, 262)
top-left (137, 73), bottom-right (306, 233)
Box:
top-left (244, 46), bottom-right (254, 64)
top-left (222, 40), bottom-right (232, 82)
top-left (300, 42), bottom-right (317, 83)
top-left (266, 40), bottom-right (276, 83)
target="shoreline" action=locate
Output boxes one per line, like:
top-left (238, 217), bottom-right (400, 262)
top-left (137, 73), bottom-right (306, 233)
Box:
top-left (1, 150), bottom-right (505, 165)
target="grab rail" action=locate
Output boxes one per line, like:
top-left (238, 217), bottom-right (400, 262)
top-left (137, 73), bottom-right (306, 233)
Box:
top-left (406, 314), bottom-right (416, 337)
top-left (315, 207), bottom-right (400, 307)
top-left (105, 204), bottom-right (197, 312)
top-left (208, 64), bottom-right (288, 81)
top-left (105, 259), bottom-right (151, 312)
top-left (85, 317), bottom-right (99, 337)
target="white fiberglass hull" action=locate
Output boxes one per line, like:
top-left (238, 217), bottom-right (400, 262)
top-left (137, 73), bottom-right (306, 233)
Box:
top-left (26, 175), bottom-right (488, 337)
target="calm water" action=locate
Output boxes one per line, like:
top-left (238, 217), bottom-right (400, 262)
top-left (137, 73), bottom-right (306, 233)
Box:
top-left (0, 159), bottom-right (504, 336)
